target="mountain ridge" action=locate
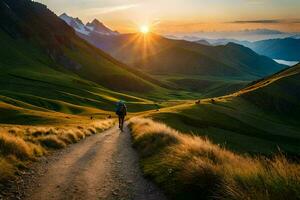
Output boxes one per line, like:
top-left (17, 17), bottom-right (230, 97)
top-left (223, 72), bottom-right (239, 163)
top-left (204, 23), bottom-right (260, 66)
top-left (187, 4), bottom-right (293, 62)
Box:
top-left (75, 32), bottom-right (285, 78)
top-left (60, 13), bottom-right (119, 36)
top-left (58, 13), bottom-right (285, 80)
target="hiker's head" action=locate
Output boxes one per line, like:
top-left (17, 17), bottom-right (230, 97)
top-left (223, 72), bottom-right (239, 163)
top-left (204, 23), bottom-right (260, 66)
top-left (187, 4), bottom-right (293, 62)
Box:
top-left (118, 100), bottom-right (125, 105)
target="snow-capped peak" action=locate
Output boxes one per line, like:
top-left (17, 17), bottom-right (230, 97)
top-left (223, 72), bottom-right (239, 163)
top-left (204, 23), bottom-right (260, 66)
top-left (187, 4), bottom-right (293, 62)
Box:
top-left (86, 19), bottom-right (119, 36)
top-left (60, 14), bottom-right (119, 36)
top-left (59, 13), bottom-right (90, 35)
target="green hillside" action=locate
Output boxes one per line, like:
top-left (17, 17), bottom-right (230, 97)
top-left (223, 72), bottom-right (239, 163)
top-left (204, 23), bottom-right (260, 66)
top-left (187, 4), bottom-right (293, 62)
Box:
top-left (239, 64), bottom-right (300, 118)
top-left (0, 0), bottom-right (203, 125)
top-left (148, 64), bottom-right (300, 155)
top-left (0, 29), bottom-right (165, 124)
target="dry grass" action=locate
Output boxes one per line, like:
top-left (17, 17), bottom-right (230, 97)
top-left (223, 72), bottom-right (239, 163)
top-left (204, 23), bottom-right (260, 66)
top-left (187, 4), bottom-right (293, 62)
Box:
top-left (38, 135), bottom-right (66, 149)
top-left (0, 158), bottom-right (15, 181)
top-left (0, 132), bottom-right (34, 159)
top-left (0, 119), bottom-right (115, 183)
top-left (129, 117), bottom-right (300, 200)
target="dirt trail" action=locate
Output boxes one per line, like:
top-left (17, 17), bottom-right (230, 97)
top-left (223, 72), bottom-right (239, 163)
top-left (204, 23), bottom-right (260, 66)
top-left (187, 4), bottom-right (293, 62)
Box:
top-left (9, 125), bottom-right (166, 200)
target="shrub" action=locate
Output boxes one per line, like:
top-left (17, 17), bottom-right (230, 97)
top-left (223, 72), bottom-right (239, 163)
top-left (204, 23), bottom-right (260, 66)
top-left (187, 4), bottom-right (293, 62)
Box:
top-left (38, 135), bottom-right (66, 149)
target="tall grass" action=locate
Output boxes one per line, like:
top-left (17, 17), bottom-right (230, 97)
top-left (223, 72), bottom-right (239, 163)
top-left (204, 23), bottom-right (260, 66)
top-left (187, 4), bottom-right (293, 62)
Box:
top-left (0, 132), bottom-right (34, 159)
top-left (0, 158), bottom-right (15, 181)
top-left (129, 118), bottom-right (300, 200)
top-left (0, 119), bottom-right (115, 183)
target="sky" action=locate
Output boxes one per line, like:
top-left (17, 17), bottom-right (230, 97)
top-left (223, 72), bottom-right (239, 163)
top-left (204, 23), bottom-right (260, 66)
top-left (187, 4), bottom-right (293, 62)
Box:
top-left (35, 0), bottom-right (300, 34)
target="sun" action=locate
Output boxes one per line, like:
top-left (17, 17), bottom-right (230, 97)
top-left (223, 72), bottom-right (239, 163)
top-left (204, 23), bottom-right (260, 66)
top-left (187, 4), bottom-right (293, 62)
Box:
top-left (140, 25), bottom-right (150, 34)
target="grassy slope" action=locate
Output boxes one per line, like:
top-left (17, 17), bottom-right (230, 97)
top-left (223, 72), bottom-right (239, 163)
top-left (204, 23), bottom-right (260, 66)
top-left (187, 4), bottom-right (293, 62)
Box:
top-left (147, 64), bottom-right (300, 155)
top-left (0, 28), bottom-right (160, 123)
top-left (154, 74), bottom-right (249, 98)
top-left (129, 118), bottom-right (300, 200)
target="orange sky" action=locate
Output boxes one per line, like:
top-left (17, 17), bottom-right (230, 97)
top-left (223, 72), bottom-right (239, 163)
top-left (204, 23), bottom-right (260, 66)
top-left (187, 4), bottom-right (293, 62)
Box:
top-left (151, 21), bottom-right (300, 34)
top-left (36, 0), bottom-right (300, 33)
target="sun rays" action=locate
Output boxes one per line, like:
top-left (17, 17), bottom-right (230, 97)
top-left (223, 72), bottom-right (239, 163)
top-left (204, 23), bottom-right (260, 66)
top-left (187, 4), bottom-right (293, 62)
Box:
top-left (140, 25), bottom-right (150, 34)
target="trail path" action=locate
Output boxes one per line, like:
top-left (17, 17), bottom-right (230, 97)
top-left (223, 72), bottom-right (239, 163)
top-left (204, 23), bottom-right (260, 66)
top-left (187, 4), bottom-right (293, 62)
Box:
top-left (8, 125), bottom-right (166, 200)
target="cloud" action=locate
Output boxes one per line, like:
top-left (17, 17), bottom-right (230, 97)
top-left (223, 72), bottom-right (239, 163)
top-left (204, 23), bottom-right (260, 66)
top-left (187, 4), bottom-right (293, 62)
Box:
top-left (292, 20), bottom-right (300, 23)
top-left (83, 4), bottom-right (139, 15)
top-left (231, 19), bottom-right (300, 24)
top-left (232, 20), bottom-right (280, 24)
top-left (246, 0), bottom-right (269, 5)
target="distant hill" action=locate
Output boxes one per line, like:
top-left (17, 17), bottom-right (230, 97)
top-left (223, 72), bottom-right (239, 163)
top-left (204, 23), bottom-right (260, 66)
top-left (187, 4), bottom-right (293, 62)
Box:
top-left (204, 38), bottom-right (252, 46)
top-left (195, 39), bottom-right (211, 46)
top-left (206, 38), bottom-right (300, 61)
top-left (246, 38), bottom-right (300, 61)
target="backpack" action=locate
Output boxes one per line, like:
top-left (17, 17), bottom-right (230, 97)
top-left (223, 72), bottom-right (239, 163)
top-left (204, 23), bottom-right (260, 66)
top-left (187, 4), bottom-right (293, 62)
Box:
top-left (116, 102), bottom-right (126, 116)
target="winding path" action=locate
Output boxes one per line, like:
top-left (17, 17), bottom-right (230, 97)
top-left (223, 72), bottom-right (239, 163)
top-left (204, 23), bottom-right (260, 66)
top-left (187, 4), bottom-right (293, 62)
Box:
top-left (10, 125), bottom-right (166, 200)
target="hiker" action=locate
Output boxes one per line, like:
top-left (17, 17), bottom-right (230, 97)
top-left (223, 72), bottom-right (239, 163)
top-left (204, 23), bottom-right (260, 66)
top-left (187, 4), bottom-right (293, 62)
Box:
top-left (116, 101), bottom-right (127, 131)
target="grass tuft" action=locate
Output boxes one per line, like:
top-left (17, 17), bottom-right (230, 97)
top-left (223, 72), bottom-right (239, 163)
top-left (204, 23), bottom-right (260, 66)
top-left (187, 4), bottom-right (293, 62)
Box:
top-left (38, 135), bottom-right (66, 149)
top-left (0, 158), bottom-right (15, 182)
top-left (65, 131), bottom-right (79, 143)
top-left (0, 132), bottom-right (32, 159)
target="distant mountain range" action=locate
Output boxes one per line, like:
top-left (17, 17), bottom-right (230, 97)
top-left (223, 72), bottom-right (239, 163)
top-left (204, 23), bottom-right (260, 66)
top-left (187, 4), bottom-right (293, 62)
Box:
top-left (60, 16), bottom-right (285, 78)
top-left (201, 38), bottom-right (300, 61)
top-left (60, 16), bottom-right (287, 96)
top-left (60, 13), bottom-right (119, 36)
top-left (73, 33), bottom-right (285, 79)
top-left (166, 29), bottom-right (293, 42)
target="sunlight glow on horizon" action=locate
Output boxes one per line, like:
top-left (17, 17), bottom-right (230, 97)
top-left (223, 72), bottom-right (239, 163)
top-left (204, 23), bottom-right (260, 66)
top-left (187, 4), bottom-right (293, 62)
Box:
top-left (35, 0), bottom-right (300, 33)
top-left (140, 25), bottom-right (150, 34)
